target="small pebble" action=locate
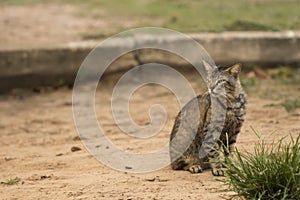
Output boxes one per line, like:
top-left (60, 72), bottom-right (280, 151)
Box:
top-left (71, 146), bottom-right (82, 152)
top-left (73, 136), bottom-right (80, 141)
top-left (4, 157), bottom-right (16, 161)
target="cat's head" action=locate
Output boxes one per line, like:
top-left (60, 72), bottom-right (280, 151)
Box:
top-left (202, 60), bottom-right (242, 97)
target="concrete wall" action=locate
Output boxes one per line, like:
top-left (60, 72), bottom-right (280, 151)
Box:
top-left (0, 31), bottom-right (299, 92)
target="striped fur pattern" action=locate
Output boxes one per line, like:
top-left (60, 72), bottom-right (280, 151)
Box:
top-left (169, 61), bottom-right (247, 176)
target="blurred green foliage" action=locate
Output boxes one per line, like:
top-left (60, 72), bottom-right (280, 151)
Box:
top-left (1, 0), bottom-right (299, 32)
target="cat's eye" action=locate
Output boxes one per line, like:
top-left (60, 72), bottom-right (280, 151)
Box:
top-left (213, 84), bottom-right (224, 94)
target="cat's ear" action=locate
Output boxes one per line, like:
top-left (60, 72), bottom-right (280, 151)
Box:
top-left (202, 60), bottom-right (215, 75)
top-left (228, 63), bottom-right (241, 78)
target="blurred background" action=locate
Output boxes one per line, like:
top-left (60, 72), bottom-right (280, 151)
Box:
top-left (1, 0), bottom-right (299, 50)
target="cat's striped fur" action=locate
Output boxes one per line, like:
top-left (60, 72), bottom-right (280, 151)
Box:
top-left (169, 61), bottom-right (247, 176)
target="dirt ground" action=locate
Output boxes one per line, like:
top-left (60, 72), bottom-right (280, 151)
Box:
top-left (1, 68), bottom-right (299, 200)
top-left (0, 3), bottom-right (162, 50)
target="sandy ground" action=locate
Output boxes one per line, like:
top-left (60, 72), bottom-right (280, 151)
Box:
top-left (0, 69), bottom-right (299, 200)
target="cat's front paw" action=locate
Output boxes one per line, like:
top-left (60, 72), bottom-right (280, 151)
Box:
top-left (188, 165), bottom-right (203, 173)
top-left (211, 167), bottom-right (224, 176)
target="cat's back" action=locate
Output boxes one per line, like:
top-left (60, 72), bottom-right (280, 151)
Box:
top-left (170, 92), bottom-right (211, 140)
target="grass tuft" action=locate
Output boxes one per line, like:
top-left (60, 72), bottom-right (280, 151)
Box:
top-left (264, 98), bottom-right (300, 113)
top-left (220, 133), bottom-right (300, 200)
top-left (1, 178), bottom-right (20, 186)
top-left (281, 98), bottom-right (300, 113)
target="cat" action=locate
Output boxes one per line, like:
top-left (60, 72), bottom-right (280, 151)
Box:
top-left (169, 60), bottom-right (247, 176)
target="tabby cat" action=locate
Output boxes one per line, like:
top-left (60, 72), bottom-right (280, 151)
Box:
top-left (169, 61), bottom-right (247, 176)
